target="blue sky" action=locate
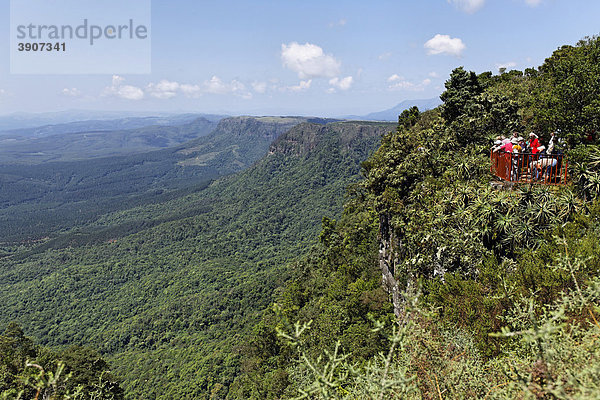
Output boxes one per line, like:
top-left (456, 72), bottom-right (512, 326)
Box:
top-left (0, 0), bottom-right (599, 117)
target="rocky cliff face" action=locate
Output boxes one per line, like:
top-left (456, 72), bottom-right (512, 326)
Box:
top-left (269, 121), bottom-right (396, 157)
top-left (211, 116), bottom-right (306, 140)
top-left (379, 211), bottom-right (418, 321)
top-left (379, 211), bottom-right (403, 319)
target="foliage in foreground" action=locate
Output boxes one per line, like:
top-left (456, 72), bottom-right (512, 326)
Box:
top-left (0, 324), bottom-right (123, 400)
top-left (282, 232), bottom-right (600, 399)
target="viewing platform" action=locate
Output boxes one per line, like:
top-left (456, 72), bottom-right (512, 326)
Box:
top-left (490, 150), bottom-right (568, 186)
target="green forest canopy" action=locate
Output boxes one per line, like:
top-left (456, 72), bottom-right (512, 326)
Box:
top-left (2, 35), bottom-right (600, 399)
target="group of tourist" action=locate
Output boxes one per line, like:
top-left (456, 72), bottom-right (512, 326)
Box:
top-left (491, 131), bottom-right (562, 182)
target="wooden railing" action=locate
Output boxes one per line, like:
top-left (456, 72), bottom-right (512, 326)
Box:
top-left (490, 150), bottom-right (568, 185)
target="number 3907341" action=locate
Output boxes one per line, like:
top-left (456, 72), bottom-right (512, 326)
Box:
top-left (18, 42), bottom-right (66, 51)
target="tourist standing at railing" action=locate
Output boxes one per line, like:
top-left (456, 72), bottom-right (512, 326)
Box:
top-left (547, 131), bottom-right (556, 154)
top-left (511, 138), bottom-right (521, 180)
top-left (529, 132), bottom-right (541, 154)
top-left (533, 157), bottom-right (558, 182)
top-left (528, 132), bottom-right (544, 174)
top-left (492, 139), bottom-right (503, 153)
top-left (492, 138), bottom-right (513, 153)
top-left (499, 139), bottom-right (513, 178)
top-left (511, 138), bottom-right (522, 153)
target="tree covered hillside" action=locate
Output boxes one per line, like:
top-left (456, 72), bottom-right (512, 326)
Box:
top-left (0, 121), bottom-right (394, 399)
top-left (232, 36), bottom-right (600, 399)
top-left (3, 35), bottom-right (600, 400)
top-left (0, 116), bottom-right (218, 165)
top-left (0, 116), bottom-right (309, 242)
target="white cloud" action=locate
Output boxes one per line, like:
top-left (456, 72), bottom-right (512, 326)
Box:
top-left (61, 88), bottom-right (82, 97)
top-left (287, 80), bottom-right (312, 92)
top-left (388, 77), bottom-right (432, 92)
top-left (429, 71), bottom-right (439, 78)
top-left (202, 76), bottom-right (252, 98)
top-left (0, 89), bottom-right (7, 97)
top-left (329, 18), bottom-right (347, 27)
top-left (281, 42), bottom-right (341, 79)
top-left (146, 80), bottom-right (180, 99)
top-left (204, 76), bottom-right (233, 94)
top-left (448, 0), bottom-right (485, 13)
top-left (103, 75), bottom-right (144, 100)
top-left (496, 61), bottom-right (517, 71)
top-left (424, 34), bottom-right (466, 57)
top-left (180, 84), bottom-right (202, 98)
top-left (252, 81), bottom-right (267, 94)
top-left (378, 52), bottom-right (392, 61)
top-left (104, 76), bottom-right (254, 101)
top-left (329, 76), bottom-right (353, 91)
top-left (524, 0), bottom-right (542, 6)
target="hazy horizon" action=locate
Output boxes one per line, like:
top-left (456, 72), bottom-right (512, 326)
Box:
top-left (2, 0), bottom-right (599, 116)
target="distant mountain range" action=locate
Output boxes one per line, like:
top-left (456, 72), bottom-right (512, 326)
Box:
top-left (346, 98), bottom-right (442, 121)
top-left (0, 110), bottom-right (226, 132)
top-left (0, 115), bottom-right (211, 138)
top-left (0, 117), bottom-right (220, 164)
top-left (0, 116), bottom-right (323, 240)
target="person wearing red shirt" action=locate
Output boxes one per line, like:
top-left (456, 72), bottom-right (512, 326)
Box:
top-left (529, 132), bottom-right (540, 154)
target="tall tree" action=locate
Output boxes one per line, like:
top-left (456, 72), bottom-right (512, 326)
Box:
top-left (440, 67), bottom-right (483, 124)
top-left (534, 36), bottom-right (600, 147)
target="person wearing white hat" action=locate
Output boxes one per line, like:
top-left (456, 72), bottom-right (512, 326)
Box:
top-left (492, 139), bottom-right (503, 152)
top-left (529, 133), bottom-right (541, 154)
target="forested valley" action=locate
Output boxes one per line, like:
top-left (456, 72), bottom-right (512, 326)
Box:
top-left (2, 36), bottom-right (600, 399)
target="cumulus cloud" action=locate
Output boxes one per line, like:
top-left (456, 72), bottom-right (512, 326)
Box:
top-left (281, 42), bottom-right (341, 79)
top-left (448, 0), bottom-right (485, 13)
top-left (524, 0), bottom-right (542, 6)
top-left (378, 52), bottom-right (392, 61)
top-left (388, 77), bottom-right (432, 92)
top-left (424, 34), bottom-right (466, 57)
top-left (61, 88), bottom-right (82, 97)
top-left (329, 76), bottom-right (353, 91)
top-left (429, 71), bottom-right (439, 78)
top-left (287, 80), bottom-right (312, 92)
top-left (329, 18), bottom-right (347, 27)
top-left (153, 77), bottom-right (252, 99)
top-left (198, 76), bottom-right (251, 99)
top-left (146, 80), bottom-right (180, 99)
top-left (179, 84), bottom-right (202, 98)
top-left (252, 81), bottom-right (267, 94)
top-left (104, 76), bottom-right (254, 101)
top-left (103, 75), bottom-right (144, 100)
